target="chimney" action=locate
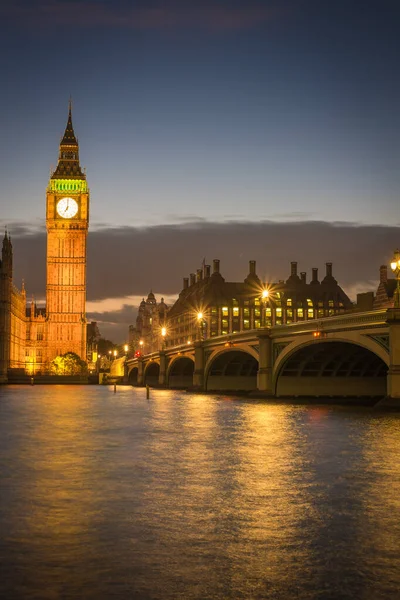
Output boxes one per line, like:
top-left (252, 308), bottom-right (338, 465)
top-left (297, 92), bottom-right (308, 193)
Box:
top-left (380, 265), bottom-right (388, 284)
top-left (196, 269), bottom-right (203, 282)
top-left (205, 265), bottom-right (211, 278)
top-left (291, 262), bottom-right (298, 277)
top-left (190, 273), bottom-right (196, 286)
top-left (183, 277), bottom-right (189, 290)
top-left (326, 262), bottom-right (333, 278)
top-left (213, 259), bottom-right (220, 274)
top-left (311, 268), bottom-right (319, 284)
top-left (249, 260), bottom-right (256, 275)
top-left (300, 272), bottom-right (306, 283)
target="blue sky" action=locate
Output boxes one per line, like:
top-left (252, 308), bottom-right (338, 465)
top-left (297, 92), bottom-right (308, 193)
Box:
top-left (1, 0), bottom-right (399, 340)
top-left (1, 0), bottom-right (399, 229)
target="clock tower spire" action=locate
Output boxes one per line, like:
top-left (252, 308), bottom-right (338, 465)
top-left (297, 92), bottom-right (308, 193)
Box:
top-left (45, 103), bottom-right (89, 364)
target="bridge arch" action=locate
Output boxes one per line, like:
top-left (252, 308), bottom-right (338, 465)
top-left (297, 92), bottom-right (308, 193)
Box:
top-left (205, 346), bottom-right (259, 392)
top-left (128, 366), bottom-right (138, 385)
top-left (144, 360), bottom-right (160, 386)
top-left (167, 355), bottom-right (195, 389)
top-left (273, 338), bottom-right (388, 398)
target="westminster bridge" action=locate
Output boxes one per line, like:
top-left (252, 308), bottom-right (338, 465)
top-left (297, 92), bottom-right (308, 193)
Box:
top-left (117, 308), bottom-right (400, 402)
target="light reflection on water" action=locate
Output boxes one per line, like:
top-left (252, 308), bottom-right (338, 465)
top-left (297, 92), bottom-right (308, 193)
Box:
top-left (0, 385), bottom-right (399, 599)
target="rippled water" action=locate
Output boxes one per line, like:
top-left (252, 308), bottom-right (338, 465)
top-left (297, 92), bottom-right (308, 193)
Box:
top-left (0, 385), bottom-right (399, 599)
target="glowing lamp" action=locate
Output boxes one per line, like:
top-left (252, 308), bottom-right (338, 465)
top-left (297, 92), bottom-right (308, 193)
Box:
top-left (391, 249), bottom-right (400, 308)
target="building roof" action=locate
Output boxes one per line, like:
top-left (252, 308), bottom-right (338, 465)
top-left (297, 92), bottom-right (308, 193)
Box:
top-left (168, 261), bottom-right (352, 318)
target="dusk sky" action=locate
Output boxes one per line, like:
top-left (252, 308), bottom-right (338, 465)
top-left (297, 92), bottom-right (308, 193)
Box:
top-left (1, 0), bottom-right (399, 340)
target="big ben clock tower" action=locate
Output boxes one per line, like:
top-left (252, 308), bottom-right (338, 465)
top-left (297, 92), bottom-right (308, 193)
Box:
top-left (45, 103), bottom-right (89, 362)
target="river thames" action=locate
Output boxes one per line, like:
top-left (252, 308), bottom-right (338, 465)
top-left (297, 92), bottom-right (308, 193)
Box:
top-left (0, 385), bottom-right (399, 599)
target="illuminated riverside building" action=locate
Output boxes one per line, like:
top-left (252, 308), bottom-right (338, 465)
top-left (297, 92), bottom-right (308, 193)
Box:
top-left (0, 105), bottom-right (90, 381)
top-left (129, 292), bottom-right (168, 354)
top-left (0, 233), bottom-right (27, 381)
top-left (165, 259), bottom-right (353, 348)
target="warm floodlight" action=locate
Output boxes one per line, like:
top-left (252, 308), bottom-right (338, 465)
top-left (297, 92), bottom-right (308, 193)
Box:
top-left (391, 249), bottom-right (400, 308)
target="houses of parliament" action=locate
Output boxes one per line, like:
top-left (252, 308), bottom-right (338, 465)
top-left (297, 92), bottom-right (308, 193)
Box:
top-left (0, 105), bottom-right (89, 382)
top-left (1, 106), bottom-right (397, 384)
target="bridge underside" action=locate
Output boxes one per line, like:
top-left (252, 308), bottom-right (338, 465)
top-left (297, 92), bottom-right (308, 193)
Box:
top-left (144, 362), bottom-right (160, 387)
top-left (276, 341), bottom-right (387, 397)
top-left (169, 357), bottom-right (194, 389)
top-left (128, 367), bottom-right (138, 385)
top-left (207, 350), bottom-right (258, 391)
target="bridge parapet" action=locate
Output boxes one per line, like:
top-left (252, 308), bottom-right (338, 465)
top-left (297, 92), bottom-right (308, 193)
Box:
top-left (124, 309), bottom-right (397, 399)
top-left (271, 309), bottom-right (387, 338)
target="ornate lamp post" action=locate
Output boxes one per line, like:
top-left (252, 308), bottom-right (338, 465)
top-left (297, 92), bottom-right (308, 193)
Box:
top-left (261, 289), bottom-right (269, 327)
top-left (123, 344), bottom-right (129, 384)
top-left (197, 312), bottom-right (205, 341)
top-left (161, 327), bottom-right (167, 350)
top-left (391, 249), bottom-right (400, 308)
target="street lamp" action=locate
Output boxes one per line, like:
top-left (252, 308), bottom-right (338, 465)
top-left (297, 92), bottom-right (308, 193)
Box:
top-left (139, 339), bottom-right (144, 354)
top-left (123, 345), bottom-right (129, 384)
top-left (161, 326), bottom-right (167, 350)
top-left (391, 249), bottom-right (400, 308)
top-left (261, 288), bottom-right (269, 327)
top-left (197, 312), bottom-right (205, 341)
top-left (113, 349), bottom-right (117, 360)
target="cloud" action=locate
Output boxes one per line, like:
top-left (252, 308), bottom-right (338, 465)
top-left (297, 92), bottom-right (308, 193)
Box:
top-left (1, 1), bottom-right (282, 31)
top-left (9, 219), bottom-right (398, 341)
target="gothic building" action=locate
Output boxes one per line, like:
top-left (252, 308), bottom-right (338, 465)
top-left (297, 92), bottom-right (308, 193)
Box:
top-left (129, 292), bottom-right (168, 354)
top-left (165, 259), bottom-right (353, 348)
top-left (0, 233), bottom-right (27, 382)
top-left (0, 105), bottom-right (89, 381)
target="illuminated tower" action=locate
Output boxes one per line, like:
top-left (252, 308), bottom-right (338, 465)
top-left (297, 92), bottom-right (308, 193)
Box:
top-left (45, 103), bottom-right (89, 362)
top-left (0, 232), bottom-right (13, 382)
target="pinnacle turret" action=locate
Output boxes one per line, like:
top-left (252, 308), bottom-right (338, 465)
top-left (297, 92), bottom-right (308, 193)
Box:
top-left (1, 230), bottom-right (13, 274)
top-left (51, 101), bottom-right (85, 179)
top-left (60, 100), bottom-right (78, 146)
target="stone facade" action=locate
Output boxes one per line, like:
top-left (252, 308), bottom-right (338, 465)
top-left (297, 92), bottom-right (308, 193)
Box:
top-left (129, 292), bottom-right (168, 355)
top-left (373, 265), bottom-right (397, 309)
top-left (0, 106), bottom-right (89, 381)
top-left (0, 234), bottom-right (27, 382)
top-left (165, 259), bottom-right (353, 347)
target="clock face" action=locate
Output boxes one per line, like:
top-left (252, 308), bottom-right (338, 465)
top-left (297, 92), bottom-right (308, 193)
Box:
top-left (57, 197), bottom-right (78, 219)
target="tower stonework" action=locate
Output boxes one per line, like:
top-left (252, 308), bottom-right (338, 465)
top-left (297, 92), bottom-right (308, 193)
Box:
top-left (45, 105), bottom-right (89, 362)
top-left (0, 233), bottom-right (13, 382)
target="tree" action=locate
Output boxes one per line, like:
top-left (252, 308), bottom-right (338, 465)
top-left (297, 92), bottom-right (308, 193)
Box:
top-left (50, 352), bottom-right (88, 376)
